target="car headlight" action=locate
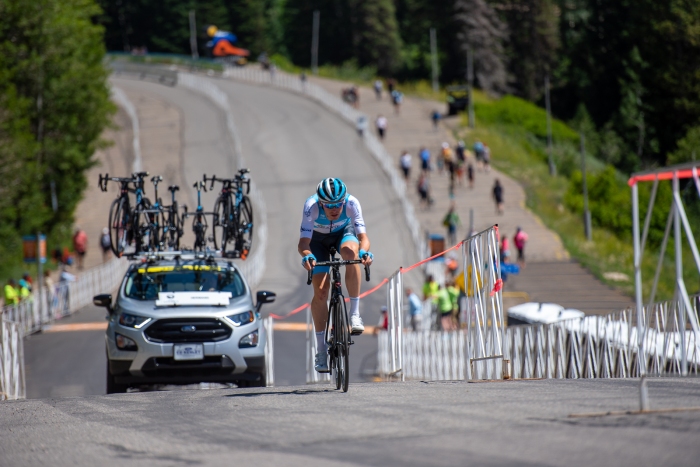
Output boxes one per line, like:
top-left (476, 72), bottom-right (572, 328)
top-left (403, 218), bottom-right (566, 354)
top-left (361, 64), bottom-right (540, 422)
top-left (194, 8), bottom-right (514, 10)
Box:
top-left (115, 333), bottom-right (138, 351)
top-left (118, 313), bottom-right (151, 329)
top-left (226, 310), bottom-right (254, 327)
top-left (239, 330), bottom-right (259, 348)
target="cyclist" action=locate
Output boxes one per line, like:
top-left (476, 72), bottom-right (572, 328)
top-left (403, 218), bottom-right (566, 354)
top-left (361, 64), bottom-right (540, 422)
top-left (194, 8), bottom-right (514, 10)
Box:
top-left (298, 177), bottom-right (374, 373)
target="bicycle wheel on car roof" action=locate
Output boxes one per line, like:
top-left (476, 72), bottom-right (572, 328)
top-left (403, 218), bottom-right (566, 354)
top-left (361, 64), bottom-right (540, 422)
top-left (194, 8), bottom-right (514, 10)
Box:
top-left (235, 195), bottom-right (253, 257)
top-left (212, 196), bottom-right (232, 253)
top-left (109, 197), bottom-right (129, 257)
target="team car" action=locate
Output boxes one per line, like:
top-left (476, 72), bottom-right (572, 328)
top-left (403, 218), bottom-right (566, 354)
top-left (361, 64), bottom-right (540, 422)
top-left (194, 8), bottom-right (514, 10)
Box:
top-left (93, 253), bottom-right (275, 393)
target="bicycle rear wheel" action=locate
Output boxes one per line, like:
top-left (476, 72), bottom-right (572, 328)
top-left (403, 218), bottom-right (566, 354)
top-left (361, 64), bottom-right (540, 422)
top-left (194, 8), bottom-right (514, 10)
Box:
top-left (235, 195), bottom-right (254, 256)
top-left (334, 298), bottom-right (350, 392)
top-left (212, 197), bottom-right (232, 252)
top-left (167, 202), bottom-right (181, 250)
top-left (108, 198), bottom-right (129, 257)
top-left (192, 213), bottom-right (208, 251)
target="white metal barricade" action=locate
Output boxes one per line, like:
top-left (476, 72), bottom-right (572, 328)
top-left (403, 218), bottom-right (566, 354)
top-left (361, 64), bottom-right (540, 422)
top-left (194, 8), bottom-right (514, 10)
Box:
top-left (262, 316), bottom-right (275, 387)
top-left (0, 318), bottom-right (25, 400)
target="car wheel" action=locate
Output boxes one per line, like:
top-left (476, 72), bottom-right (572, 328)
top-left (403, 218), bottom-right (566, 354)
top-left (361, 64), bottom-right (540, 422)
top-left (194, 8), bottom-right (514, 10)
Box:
top-left (237, 370), bottom-right (266, 388)
top-left (106, 365), bottom-right (128, 394)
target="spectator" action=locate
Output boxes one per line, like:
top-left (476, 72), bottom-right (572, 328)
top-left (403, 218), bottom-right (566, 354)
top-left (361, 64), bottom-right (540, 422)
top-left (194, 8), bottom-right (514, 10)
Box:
top-left (442, 204), bottom-right (461, 246)
top-left (300, 72), bottom-right (307, 92)
top-left (441, 142), bottom-right (454, 174)
top-left (22, 272), bottom-right (33, 289)
top-left (100, 227), bottom-right (111, 262)
top-left (387, 78), bottom-right (396, 94)
top-left (500, 235), bottom-right (510, 263)
top-left (58, 264), bottom-right (76, 314)
top-left (373, 79), bottom-right (383, 100)
top-left (406, 287), bottom-right (422, 332)
top-left (376, 114), bottom-right (387, 140)
top-left (437, 285), bottom-right (455, 331)
top-left (73, 228), bottom-right (88, 270)
top-left (391, 90), bottom-right (403, 115)
top-left (399, 150), bottom-right (412, 180)
top-left (356, 116), bottom-right (368, 137)
top-left (455, 141), bottom-right (466, 163)
top-left (473, 139), bottom-right (485, 169)
top-left (492, 179), bottom-right (504, 215)
top-left (18, 279), bottom-right (31, 302)
top-left (4, 279), bottom-right (19, 307)
top-left (483, 143), bottom-right (491, 172)
top-left (423, 274), bottom-right (440, 330)
top-left (44, 270), bottom-right (55, 313)
top-left (417, 173), bottom-right (432, 209)
top-left (467, 163), bottom-right (474, 190)
top-left (431, 110), bottom-right (441, 130)
top-left (446, 280), bottom-right (460, 329)
top-left (373, 306), bottom-right (389, 335)
top-left (419, 147), bottom-right (431, 173)
top-left (514, 227), bottom-right (529, 268)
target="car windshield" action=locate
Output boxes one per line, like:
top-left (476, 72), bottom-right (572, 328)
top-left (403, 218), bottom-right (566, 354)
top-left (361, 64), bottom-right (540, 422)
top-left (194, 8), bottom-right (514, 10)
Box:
top-left (124, 264), bottom-right (246, 301)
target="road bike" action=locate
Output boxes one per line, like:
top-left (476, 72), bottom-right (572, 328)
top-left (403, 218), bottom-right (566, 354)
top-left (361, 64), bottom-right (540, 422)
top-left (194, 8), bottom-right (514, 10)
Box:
top-left (206, 169), bottom-right (254, 258)
top-left (183, 180), bottom-right (216, 251)
top-left (99, 171), bottom-right (151, 257)
top-left (307, 248), bottom-right (370, 392)
top-left (163, 184), bottom-right (183, 250)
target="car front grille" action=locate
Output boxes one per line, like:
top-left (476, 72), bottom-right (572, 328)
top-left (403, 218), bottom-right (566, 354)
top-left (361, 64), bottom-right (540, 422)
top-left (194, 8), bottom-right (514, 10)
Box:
top-left (144, 318), bottom-right (232, 343)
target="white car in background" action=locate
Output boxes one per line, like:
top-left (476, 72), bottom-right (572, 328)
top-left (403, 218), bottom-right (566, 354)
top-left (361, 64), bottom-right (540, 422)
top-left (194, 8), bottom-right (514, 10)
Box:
top-left (507, 302), bottom-right (584, 326)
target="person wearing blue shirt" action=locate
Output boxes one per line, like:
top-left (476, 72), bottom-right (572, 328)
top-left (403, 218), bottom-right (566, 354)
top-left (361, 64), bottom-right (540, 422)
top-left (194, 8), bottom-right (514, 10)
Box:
top-left (406, 287), bottom-right (423, 332)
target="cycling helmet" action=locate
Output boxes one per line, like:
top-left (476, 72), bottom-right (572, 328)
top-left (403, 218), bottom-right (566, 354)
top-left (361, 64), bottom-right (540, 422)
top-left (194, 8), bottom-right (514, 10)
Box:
top-left (316, 177), bottom-right (347, 203)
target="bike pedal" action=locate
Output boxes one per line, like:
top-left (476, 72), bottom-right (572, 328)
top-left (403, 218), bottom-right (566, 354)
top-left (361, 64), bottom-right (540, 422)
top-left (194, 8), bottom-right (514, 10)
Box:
top-left (349, 340), bottom-right (355, 345)
top-left (350, 330), bottom-right (363, 336)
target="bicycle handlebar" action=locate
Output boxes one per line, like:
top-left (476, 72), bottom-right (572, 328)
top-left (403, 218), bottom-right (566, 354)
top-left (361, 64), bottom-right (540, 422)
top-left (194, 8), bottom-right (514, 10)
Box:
top-left (203, 170), bottom-right (251, 194)
top-left (193, 181), bottom-right (207, 192)
top-left (306, 259), bottom-right (371, 285)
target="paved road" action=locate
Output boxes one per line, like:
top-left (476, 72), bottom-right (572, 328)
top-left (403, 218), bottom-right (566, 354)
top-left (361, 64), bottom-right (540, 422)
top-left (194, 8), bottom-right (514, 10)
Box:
top-left (2, 378), bottom-right (699, 466)
top-left (24, 74), bottom-right (419, 397)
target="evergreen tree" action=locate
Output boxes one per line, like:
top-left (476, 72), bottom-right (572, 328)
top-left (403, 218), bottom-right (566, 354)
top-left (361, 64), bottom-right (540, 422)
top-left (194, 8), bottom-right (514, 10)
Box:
top-left (454, 0), bottom-right (509, 95)
top-left (348, 0), bottom-right (403, 74)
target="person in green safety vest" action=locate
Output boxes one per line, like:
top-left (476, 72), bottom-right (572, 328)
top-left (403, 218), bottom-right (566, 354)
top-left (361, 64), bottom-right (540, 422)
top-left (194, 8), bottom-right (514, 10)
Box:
top-left (4, 279), bottom-right (19, 306)
top-left (437, 285), bottom-right (455, 331)
top-left (18, 279), bottom-right (32, 301)
top-left (446, 280), bottom-right (460, 328)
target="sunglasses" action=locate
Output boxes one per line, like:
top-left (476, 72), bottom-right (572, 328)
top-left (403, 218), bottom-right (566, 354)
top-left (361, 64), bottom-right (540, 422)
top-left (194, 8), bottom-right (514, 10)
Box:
top-left (322, 201), bottom-right (345, 209)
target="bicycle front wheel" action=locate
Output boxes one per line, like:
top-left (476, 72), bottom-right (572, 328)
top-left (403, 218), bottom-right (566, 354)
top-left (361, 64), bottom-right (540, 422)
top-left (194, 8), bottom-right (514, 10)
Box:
top-left (212, 197), bottom-right (231, 252)
top-left (333, 298), bottom-right (350, 392)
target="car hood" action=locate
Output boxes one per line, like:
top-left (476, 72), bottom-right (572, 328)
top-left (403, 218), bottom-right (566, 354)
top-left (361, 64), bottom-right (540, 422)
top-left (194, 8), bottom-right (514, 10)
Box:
top-left (117, 293), bottom-right (254, 319)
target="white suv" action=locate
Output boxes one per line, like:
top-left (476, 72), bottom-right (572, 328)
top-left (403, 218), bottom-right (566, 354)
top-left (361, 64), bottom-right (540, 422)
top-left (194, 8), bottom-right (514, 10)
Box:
top-left (93, 254), bottom-right (275, 393)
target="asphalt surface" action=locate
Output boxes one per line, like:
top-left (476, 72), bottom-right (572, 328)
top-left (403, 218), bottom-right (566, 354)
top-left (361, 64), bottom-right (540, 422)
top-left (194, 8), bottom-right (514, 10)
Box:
top-left (24, 74), bottom-right (419, 397)
top-left (2, 377), bottom-right (700, 466)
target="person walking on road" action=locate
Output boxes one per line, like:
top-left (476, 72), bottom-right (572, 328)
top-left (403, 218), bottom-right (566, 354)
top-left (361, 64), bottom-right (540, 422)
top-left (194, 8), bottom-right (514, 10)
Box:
top-left (474, 140), bottom-right (485, 170)
top-left (483, 143), bottom-right (492, 172)
top-left (373, 80), bottom-right (383, 100)
top-left (399, 150), bottom-right (412, 181)
top-left (406, 287), bottom-right (423, 332)
top-left (419, 147), bottom-right (431, 174)
top-left (500, 235), bottom-right (510, 263)
top-left (376, 114), bottom-right (387, 140)
top-left (431, 110), bottom-right (441, 131)
top-left (73, 228), bottom-right (88, 270)
top-left (356, 116), bottom-right (368, 137)
top-left (492, 179), bottom-right (504, 215)
top-left (467, 163), bottom-right (474, 190)
top-left (417, 173), bottom-right (432, 209)
top-left (514, 227), bottom-right (529, 268)
top-left (391, 90), bottom-right (403, 115)
top-left (443, 204), bottom-right (461, 246)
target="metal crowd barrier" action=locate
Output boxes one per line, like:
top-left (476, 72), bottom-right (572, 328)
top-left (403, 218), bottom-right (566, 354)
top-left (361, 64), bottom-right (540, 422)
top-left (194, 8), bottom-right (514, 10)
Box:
top-left (109, 61), bottom-right (178, 86)
top-left (0, 318), bottom-right (25, 400)
top-left (262, 316), bottom-right (275, 387)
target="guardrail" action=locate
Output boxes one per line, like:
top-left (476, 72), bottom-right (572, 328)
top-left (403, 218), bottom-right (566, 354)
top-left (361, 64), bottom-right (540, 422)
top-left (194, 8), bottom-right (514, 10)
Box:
top-left (108, 60), bottom-right (178, 86)
top-left (0, 319), bottom-right (25, 400)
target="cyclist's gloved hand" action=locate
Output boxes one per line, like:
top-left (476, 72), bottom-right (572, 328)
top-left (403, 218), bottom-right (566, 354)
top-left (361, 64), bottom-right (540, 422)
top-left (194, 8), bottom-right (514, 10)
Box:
top-left (359, 249), bottom-right (374, 261)
top-left (302, 253), bottom-right (316, 267)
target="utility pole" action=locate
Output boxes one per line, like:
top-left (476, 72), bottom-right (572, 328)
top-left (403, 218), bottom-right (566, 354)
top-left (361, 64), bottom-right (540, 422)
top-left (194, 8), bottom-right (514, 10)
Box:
top-left (430, 28), bottom-right (439, 93)
top-left (467, 47), bottom-right (475, 129)
top-left (545, 74), bottom-right (555, 176)
top-left (311, 10), bottom-right (320, 75)
top-left (189, 10), bottom-right (198, 59)
top-left (580, 133), bottom-right (592, 241)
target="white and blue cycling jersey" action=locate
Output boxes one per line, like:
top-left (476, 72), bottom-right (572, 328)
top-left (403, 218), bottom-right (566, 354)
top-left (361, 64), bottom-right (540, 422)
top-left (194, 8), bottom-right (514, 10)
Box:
top-left (299, 194), bottom-right (366, 239)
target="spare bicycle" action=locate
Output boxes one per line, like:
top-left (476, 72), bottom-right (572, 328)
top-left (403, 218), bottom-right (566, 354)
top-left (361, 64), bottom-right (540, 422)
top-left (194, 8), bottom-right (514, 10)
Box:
top-left (206, 168), bottom-right (254, 258)
top-left (99, 171), bottom-right (151, 257)
top-left (307, 247), bottom-right (370, 392)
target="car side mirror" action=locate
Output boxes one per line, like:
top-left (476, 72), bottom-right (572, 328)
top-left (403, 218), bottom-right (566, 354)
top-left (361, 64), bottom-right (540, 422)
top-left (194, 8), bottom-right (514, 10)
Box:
top-left (93, 294), bottom-right (113, 313)
top-left (255, 290), bottom-right (276, 313)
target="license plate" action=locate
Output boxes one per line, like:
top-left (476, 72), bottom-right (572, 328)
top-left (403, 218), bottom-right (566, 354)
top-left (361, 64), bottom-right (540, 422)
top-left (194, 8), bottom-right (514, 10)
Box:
top-left (173, 343), bottom-right (204, 361)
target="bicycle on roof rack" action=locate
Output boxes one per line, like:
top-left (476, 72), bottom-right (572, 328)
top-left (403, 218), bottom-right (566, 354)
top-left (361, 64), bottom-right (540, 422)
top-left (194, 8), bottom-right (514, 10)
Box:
top-left (205, 168), bottom-right (254, 259)
top-left (99, 171), bottom-right (152, 257)
top-left (163, 184), bottom-right (183, 250)
top-left (306, 247), bottom-right (370, 392)
top-left (183, 180), bottom-right (218, 252)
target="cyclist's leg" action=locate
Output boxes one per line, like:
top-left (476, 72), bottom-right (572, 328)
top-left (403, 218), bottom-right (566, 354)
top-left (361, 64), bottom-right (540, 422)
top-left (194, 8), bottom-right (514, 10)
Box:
top-left (309, 232), bottom-right (332, 333)
top-left (337, 226), bottom-right (363, 333)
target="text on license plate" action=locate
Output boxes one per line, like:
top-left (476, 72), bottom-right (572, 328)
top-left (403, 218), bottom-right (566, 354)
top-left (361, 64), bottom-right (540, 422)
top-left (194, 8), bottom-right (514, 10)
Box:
top-left (173, 343), bottom-right (204, 361)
